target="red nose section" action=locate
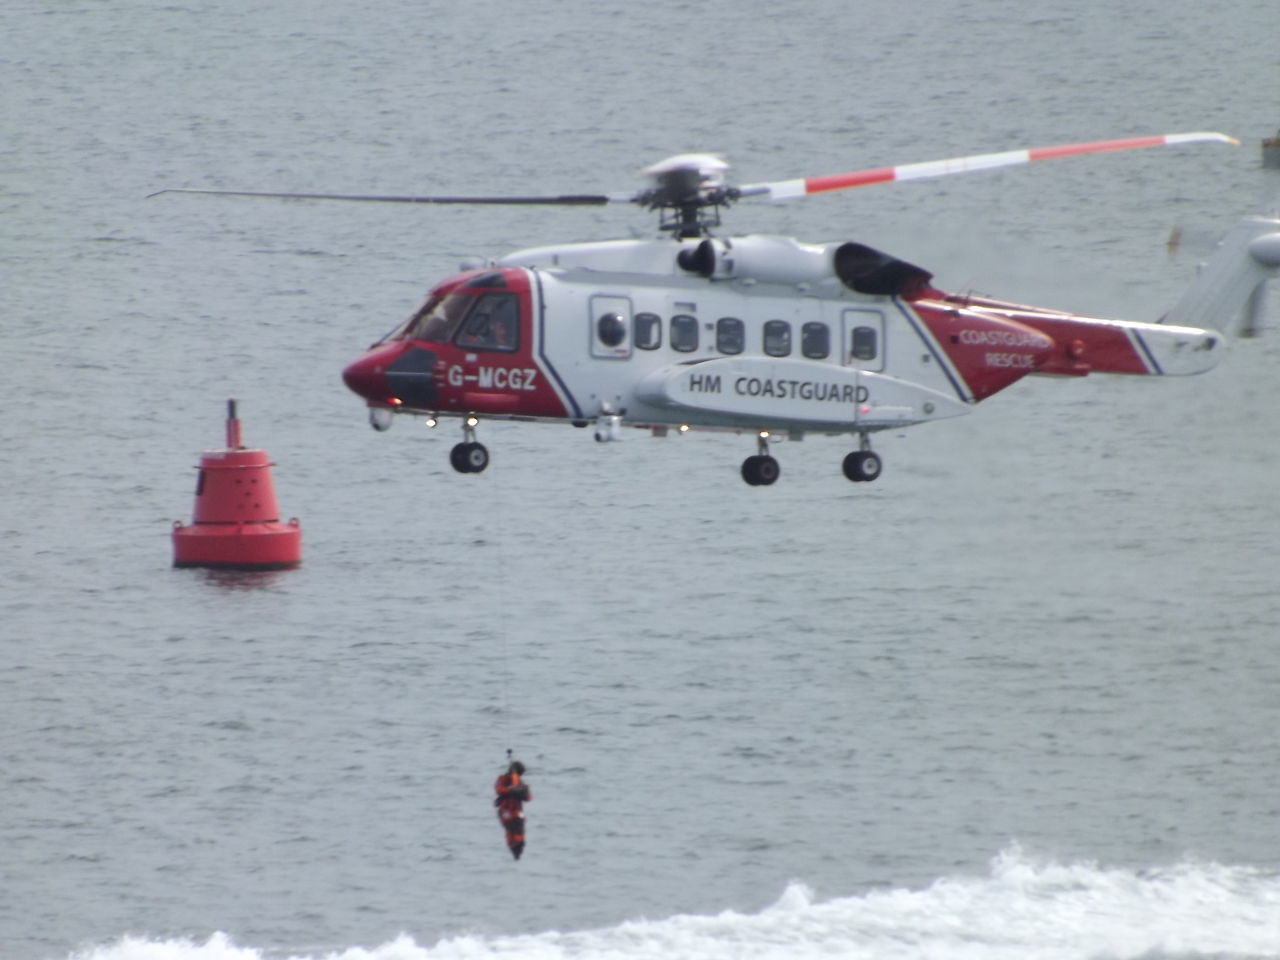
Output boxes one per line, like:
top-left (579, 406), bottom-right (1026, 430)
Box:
top-left (342, 350), bottom-right (389, 402)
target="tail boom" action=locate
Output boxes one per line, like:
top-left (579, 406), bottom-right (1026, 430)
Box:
top-left (935, 295), bottom-right (1224, 378)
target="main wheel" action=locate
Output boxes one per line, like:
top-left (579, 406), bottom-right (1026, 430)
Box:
top-left (741, 454), bottom-right (780, 486)
top-left (462, 441), bottom-right (490, 473)
top-left (842, 450), bottom-right (882, 482)
top-left (450, 441), bottom-right (490, 474)
top-left (450, 442), bottom-right (470, 473)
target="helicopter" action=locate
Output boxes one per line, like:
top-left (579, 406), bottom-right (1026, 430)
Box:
top-left (155, 132), bottom-right (1280, 485)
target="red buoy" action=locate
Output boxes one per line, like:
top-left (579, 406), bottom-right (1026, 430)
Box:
top-left (172, 400), bottom-right (301, 570)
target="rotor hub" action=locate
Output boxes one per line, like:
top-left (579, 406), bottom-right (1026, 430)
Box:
top-left (638, 154), bottom-right (738, 237)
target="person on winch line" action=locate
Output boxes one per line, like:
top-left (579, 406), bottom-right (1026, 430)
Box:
top-left (494, 760), bottom-right (531, 860)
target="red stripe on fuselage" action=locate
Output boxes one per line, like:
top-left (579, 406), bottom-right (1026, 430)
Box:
top-left (992, 313), bottom-right (1151, 374)
top-left (914, 303), bottom-right (1057, 401)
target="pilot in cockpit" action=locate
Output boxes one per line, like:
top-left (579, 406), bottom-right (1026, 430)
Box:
top-left (458, 293), bottom-right (518, 351)
top-left (491, 309), bottom-right (514, 349)
top-left (484, 295), bottom-right (517, 351)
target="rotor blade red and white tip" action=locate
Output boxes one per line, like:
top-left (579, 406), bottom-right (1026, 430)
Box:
top-left (739, 131), bottom-right (1238, 201)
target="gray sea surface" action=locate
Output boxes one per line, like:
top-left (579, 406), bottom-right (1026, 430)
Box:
top-left (4, 1), bottom-right (1280, 958)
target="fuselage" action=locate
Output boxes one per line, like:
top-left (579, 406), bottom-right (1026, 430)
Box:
top-left (341, 234), bottom-right (1223, 438)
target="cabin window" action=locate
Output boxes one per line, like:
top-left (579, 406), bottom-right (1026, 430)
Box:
top-left (763, 320), bottom-right (791, 357)
top-left (635, 312), bottom-right (662, 350)
top-left (801, 321), bottom-right (830, 359)
top-left (597, 312), bottom-right (627, 348)
top-left (851, 325), bottom-right (878, 361)
top-left (455, 292), bottom-right (519, 352)
top-left (716, 317), bottom-right (745, 355)
top-left (671, 314), bottom-right (699, 352)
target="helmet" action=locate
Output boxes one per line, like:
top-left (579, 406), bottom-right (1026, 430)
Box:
top-left (509, 760), bottom-right (526, 775)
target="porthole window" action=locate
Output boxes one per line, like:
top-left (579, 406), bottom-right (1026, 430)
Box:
top-left (801, 321), bottom-right (830, 359)
top-left (764, 320), bottom-right (791, 357)
top-left (635, 312), bottom-right (662, 350)
top-left (597, 312), bottom-right (627, 348)
top-left (716, 317), bottom-right (745, 355)
top-left (851, 325), bottom-right (878, 361)
top-left (671, 314), bottom-right (699, 352)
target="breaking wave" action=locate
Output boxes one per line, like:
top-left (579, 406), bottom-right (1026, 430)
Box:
top-left (67, 846), bottom-right (1280, 960)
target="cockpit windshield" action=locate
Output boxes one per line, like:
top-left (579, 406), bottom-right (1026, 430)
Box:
top-left (377, 293), bottom-right (462, 345)
top-left (376, 270), bottom-right (523, 350)
top-left (385, 290), bottom-right (520, 352)
top-left (407, 293), bottom-right (475, 343)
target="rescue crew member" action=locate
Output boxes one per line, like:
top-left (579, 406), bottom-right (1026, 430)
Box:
top-left (494, 760), bottom-right (531, 860)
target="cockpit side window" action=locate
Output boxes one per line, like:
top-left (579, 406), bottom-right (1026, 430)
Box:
top-left (455, 292), bottom-right (519, 352)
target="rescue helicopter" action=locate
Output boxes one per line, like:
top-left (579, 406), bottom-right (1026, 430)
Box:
top-left (156, 133), bottom-right (1280, 485)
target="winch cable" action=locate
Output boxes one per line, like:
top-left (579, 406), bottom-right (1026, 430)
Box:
top-left (489, 466), bottom-right (516, 759)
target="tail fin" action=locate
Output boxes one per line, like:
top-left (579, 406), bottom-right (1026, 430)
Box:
top-left (1162, 217), bottom-right (1280, 335)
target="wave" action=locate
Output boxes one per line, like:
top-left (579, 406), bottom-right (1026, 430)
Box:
top-left (66, 846), bottom-right (1280, 960)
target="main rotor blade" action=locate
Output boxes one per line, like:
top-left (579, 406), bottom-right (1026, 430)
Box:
top-left (738, 131), bottom-right (1239, 201)
top-left (148, 187), bottom-right (626, 205)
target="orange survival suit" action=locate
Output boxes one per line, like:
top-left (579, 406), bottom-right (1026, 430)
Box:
top-left (494, 761), bottom-right (531, 860)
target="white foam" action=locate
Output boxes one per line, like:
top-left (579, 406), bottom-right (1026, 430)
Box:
top-left (66, 847), bottom-right (1280, 960)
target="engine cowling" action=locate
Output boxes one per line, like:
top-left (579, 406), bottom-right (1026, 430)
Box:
top-left (677, 235), bottom-right (933, 298)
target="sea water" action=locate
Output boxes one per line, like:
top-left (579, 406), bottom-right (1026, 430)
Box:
top-left (4, 0), bottom-right (1280, 958)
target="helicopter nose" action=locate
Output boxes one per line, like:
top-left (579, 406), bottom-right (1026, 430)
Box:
top-left (341, 351), bottom-right (388, 401)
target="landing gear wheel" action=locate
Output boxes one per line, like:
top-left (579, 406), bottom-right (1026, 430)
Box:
top-left (450, 441), bottom-right (490, 474)
top-left (741, 454), bottom-right (780, 486)
top-left (842, 450), bottom-right (882, 483)
top-left (463, 441), bottom-right (489, 473)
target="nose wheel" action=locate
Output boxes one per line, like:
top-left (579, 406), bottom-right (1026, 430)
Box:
top-left (741, 432), bottom-right (780, 486)
top-left (450, 418), bottom-right (490, 474)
